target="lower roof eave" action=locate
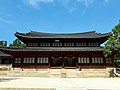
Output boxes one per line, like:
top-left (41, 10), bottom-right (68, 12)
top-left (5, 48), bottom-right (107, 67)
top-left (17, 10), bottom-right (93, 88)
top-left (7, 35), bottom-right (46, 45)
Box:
top-left (1, 47), bottom-right (104, 52)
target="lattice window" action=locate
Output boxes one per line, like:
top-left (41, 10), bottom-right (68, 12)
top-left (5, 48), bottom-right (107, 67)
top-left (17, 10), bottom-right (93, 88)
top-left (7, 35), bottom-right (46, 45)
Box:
top-left (40, 43), bottom-right (50, 46)
top-left (88, 43), bottom-right (99, 47)
top-left (92, 57), bottom-right (103, 63)
top-left (106, 58), bottom-right (112, 64)
top-left (52, 43), bottom-right (62, 47)
top-left (64, 43), bottom-right (74, 46)
top-left (78, 57), bottom-right (89, 63)
top-left (23, 57), bottom-right (35, 63)
top-left (37, 57), bottom-right (49, 63)
top-left (76, 43), bottom-right (86, 46)
top-left (28, 43), bottom-right (38, 46)
top-left (15, 58), bottom-right (21, 63)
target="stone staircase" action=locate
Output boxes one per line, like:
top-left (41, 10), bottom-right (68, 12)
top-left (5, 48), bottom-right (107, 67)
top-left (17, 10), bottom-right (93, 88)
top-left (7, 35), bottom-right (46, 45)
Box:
top-left (50, 69), bottom-right (62, 78)
top-left (64, 69), bottom-right (77, 78)
top-left (49, 69), bottom-right (78, 78)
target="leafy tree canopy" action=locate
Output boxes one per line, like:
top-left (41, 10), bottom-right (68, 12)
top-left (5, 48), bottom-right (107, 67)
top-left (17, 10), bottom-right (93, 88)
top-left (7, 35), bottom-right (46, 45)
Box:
top-left (9, 39), bottom-right (26, 48)
top-left (104, 21), bottom-right (120, 63)
top-left (0, 41), bottom-right (7, 47)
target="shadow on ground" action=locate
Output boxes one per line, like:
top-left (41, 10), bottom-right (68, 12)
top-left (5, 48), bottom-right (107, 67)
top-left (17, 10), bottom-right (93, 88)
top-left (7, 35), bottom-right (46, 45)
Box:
top-left (0, 78), bottom-right (19, 82)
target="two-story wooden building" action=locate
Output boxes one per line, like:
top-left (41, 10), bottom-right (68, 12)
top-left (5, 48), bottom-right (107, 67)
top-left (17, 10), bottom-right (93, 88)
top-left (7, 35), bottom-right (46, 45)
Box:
top-left (0, 31), bottom-right (113, 69)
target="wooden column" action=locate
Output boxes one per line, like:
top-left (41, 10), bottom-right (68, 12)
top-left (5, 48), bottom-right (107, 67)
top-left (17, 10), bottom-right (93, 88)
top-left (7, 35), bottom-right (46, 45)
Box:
top-left (103, 57), bottom-right (106, 69)
top-left (48, 57), bottom-right (51, 68)
top-left (35, 57), bottom-right (37, 69)
top-left (111, 56), bottom-right (115, 67)
top-left (0, 58), bottom-right (2, 64)
top-left (62, 57), bottom-right (64, 68)
top-left (21, 57), bottom-right (24, 70)
top-left (89, 52), bottom-right (92, 69)
top-left (76, 57), bottom-right (78, 68)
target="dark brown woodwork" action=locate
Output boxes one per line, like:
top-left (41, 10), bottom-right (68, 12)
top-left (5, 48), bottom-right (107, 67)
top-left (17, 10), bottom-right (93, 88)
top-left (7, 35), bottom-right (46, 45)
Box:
top-left (0, 31), bottom-right (113, 69)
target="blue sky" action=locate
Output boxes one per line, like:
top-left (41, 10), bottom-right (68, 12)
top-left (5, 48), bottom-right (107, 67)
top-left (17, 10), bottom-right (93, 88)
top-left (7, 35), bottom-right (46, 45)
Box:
top-left (0, 0), bottom-right (120, 45)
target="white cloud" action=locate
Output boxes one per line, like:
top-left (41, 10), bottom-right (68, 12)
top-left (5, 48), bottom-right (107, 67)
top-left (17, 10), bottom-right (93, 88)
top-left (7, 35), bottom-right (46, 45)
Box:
top-left (21, 0), bottom-right (94, 14)
top-left (77, 0), bottom-right (94, 7)
top-left (57, 0), bottom-right (78, 13)
top-left (77, 0), bottom-right (94, 14)
top-left (17, 5), bottom-right (29, 12)
top-left (22, 0), bottom-right (54, 8)
top-left (0, 18), bottom-right (12, 24)
top-left (57, 0), bottom-right (94, 14)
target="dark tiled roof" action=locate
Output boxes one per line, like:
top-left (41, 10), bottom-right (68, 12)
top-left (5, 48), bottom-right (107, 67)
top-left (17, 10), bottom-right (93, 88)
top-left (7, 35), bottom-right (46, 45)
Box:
top-left (15, 31), bottom-right (111, 39)
top-left (0, 51), bottom-right (11, 57)
top-left (1, 47), bottom-right (104, 52)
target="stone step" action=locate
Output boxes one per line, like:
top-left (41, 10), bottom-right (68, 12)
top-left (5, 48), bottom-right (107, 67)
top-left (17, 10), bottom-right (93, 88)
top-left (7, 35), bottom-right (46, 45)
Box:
top-left (0, 72), bottom-right (7, 75)
top-left (77, 71), bottom-right (109, 77)
top-left (50, 74), bottom-right (61, 78)
top-left (64, 69), bottom-right (77, 78)
top-left (0, 69), bottom-right (109, 78)
top-left (5, 71), bottom-right (50, 77)
top-left (66, 73), bottom-right (77, 78)
top-left (0, 88), bottom-right (55, 90)
top-left (50, 69), bottom-right (61, 74)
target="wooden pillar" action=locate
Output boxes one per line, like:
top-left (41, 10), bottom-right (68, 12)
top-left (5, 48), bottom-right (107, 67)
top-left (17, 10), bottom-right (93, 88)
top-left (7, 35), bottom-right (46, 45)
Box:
top-left (62, 57), bottom-right (64, 68)
top-left (21, 57), bottom-right (24, 70)
top-left (62, 42), bottom-right (64, 47)
top-left (48, 57), bottom-right (51, 68)
top-left (0, 57), bottom-right (2, 64)
top-left (35, 57), bottom-right (37, 70)
top-left (89, 52), bottom-right (92, 69)
top-left (11, 57), bottom-right (14, 68)
top-left (38, 42), bottom-right (40, 47)
top-left (50, 42), bottom-right (52, 47)
top-left (111, 55), bottom-right (115, 67)
top-left (76, 57), bottom-right (78, 68)
top-left (103, 56), bottom-right (106, 69)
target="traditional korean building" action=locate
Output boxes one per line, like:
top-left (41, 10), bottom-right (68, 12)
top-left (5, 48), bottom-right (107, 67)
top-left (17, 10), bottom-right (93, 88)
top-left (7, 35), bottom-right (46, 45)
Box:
top-left (0, 31), bottom-right (114, 69)
top-left (0, 51), bottom-right (12, 64)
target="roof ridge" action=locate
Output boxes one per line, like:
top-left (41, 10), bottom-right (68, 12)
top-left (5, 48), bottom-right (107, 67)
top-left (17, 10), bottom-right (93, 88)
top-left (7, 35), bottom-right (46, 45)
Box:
top-left (28, 30), bottom-right (96, 35)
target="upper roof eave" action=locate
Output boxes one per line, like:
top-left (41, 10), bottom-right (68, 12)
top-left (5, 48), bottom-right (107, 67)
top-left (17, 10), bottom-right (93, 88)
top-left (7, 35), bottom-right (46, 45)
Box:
top-left (14, 31), bottom-right (111, 39)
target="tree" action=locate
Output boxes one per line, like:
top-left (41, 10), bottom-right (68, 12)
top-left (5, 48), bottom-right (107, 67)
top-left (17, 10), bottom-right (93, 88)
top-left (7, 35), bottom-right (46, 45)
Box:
top-left (9, 39), bottom-right (26, 48)
top-left (104, 21), bottom-right (120, 67)
top-left (0, 41), bottom-right (7, 47)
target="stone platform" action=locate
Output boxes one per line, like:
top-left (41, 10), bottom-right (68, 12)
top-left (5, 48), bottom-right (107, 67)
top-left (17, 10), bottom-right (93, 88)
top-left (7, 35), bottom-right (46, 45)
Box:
top-left (0, 68), bottom-right (109, 78)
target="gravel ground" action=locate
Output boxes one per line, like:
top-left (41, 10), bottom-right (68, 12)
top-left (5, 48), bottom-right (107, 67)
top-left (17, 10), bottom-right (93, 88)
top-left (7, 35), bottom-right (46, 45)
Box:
top-left (0, 77), bottom-right (120, 90)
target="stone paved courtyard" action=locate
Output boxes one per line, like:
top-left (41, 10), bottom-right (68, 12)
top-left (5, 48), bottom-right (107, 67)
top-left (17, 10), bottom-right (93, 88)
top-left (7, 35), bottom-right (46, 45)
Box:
top-left (0, 77), bottom-right (120, 90)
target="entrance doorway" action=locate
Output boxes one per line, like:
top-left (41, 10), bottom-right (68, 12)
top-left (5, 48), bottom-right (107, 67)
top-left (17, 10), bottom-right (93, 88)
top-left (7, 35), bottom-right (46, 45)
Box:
top-left (51, 57), bottom-right (62, 67)
top-left (50, 57), bottom-right (76, 68)
top-left (64, 57), bottom-right (76, 67)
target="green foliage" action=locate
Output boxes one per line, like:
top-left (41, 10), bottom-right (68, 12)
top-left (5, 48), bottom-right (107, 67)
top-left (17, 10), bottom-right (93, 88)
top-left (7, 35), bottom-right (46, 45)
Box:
top-left (104, 21), bottom-right (120, 63)
top-left (9, 39), bottom-right (26, 48)
top-left (0, 41), bottom-right (7, 47)
top-left (114, 54), bottom-right (120, 62)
